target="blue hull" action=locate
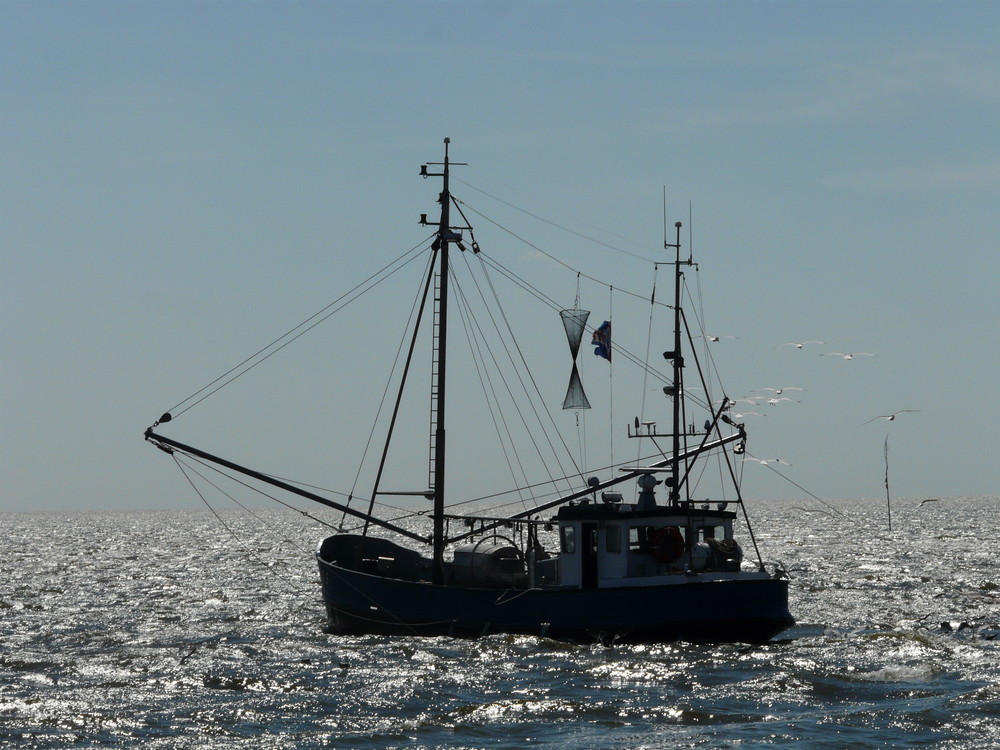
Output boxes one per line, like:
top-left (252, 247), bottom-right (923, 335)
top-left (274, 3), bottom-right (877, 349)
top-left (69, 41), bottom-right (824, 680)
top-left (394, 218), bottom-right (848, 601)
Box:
top-left (317, 538), bottom-right (793, 645)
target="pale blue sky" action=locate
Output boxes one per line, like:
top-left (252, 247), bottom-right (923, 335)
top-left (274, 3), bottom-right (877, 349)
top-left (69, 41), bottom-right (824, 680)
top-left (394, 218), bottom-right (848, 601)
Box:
top-left (3, 1), bottom-right (998, 513)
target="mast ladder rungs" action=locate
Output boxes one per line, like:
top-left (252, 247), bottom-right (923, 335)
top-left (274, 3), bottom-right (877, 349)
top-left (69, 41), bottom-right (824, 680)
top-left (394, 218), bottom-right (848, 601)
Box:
top-left (428, 272), bottom-right (442, 490)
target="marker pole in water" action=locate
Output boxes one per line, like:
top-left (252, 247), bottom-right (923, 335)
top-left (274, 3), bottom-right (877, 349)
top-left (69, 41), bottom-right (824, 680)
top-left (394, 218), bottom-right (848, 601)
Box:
top-left (884, 435), bottom-right (892, 532)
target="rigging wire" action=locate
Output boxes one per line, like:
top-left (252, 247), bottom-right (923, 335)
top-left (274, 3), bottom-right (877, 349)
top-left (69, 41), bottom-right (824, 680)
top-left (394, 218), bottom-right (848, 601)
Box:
top-left (156, 176), bottom-right (817, 542)
top-left (454, 251), bottom-right (582, 501)
top-left (608, 285), bottom-right (615, 471)
top-left (457, 199), bottom-right (674, 311)
top-left (681, 270), bottom-right (733, 497)
top-left (342, 247), bottom-right (438, 525)
top-left (443, 447), bottom-right (672, 512)
top-left (164, 236), bottom-right (434, 420)
top-left (571, 272), bottom-right (586, 479)
top-left (453, 440), bottom-right (738, 517)
top-left (678, 306), bottom-right (744, 501)
top-left (450, 261), bottom-right (535, 509)
top-left (207, 461), bottom-right (425, 521)
top-left (636, 264), bottom-right (658, 465)
top-left (178, 446), bottom-right (425, 633)
top-left (693, 266), bottom-right (715, 409)
top-left (178, 454), bottom-right (336, 532)
top-left (743, 452), bottom-right (853, 522)
top-left (681, 273), bottom-right (726, 413)
top-left (171, 454), bottom-right (314, 593)
top-left (682, 268), bottom-right (744, 499)
top-left (453, 176), bottom-right (658, 263)
top-left (176, 446), bottom-right (428, 531)
top-left (159, 429), bottom-right (432, 531)
top-left (478, 252), bottom-right (673, 387)
top-left (473, 250), bottom-right (584, 495)
top-left (175, 454), bottom-right (336, 538)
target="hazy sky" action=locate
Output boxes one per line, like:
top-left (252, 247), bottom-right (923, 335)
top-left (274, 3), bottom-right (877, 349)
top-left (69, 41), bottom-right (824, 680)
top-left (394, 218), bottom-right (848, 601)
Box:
top-left (3, 1), bottom-right (998, 514)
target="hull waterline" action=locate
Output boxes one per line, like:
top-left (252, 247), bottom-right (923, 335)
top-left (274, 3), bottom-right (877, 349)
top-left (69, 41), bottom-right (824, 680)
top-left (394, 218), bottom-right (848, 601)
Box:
top-left (318, 554), bottom-right (793, 645)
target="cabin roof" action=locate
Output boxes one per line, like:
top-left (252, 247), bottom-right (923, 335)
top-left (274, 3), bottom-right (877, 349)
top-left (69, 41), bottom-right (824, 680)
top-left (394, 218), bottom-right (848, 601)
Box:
top-left (556, 502), bottom-right (737, 522)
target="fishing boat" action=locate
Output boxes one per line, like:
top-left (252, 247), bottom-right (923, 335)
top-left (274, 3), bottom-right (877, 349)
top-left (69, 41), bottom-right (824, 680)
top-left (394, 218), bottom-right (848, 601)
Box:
top-left (145, 139), bottom-right (793, 645)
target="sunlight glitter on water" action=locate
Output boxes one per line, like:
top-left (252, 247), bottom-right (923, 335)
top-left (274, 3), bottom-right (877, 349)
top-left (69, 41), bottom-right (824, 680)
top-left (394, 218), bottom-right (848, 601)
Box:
top-left (3, 498), bottom-right (1000, 749)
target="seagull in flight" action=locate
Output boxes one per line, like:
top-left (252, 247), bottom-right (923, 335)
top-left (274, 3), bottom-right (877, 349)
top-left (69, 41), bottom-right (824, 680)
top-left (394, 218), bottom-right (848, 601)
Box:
top-left (767, 397), bottom-right (800, 406)
top-left (699, 334), bottom-right (739, 342)
top-left (820, 352), bottom-right (875, 360)
top-left (780, 340), bottom-right (824, 349)
top-left (864, 409), bottom-right (919, 424)
top-left (755, 387), bottom-right (805, 396)
top-left (743, 457), bottom-right (792, 466)
top-left (732, 411), bottom-right (765, 419)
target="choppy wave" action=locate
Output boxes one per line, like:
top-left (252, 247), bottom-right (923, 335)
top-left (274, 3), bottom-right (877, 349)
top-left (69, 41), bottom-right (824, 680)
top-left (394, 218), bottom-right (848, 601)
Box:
top-left (2, 497), bottom-right (998, 748)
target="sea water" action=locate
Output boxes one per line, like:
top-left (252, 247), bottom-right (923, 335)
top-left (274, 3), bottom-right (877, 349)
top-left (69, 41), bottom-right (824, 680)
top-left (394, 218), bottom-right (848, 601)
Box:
top-left (2, 497), bottom-right (999, 749)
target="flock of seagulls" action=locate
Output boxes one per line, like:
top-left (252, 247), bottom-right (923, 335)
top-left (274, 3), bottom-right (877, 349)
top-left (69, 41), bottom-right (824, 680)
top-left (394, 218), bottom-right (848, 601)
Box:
top-left (775, 339), bottom-right (876, 361)
top-left (697, 332), bottom-right (935, 510)
top-left (701, 331), bottom-right (921, 476)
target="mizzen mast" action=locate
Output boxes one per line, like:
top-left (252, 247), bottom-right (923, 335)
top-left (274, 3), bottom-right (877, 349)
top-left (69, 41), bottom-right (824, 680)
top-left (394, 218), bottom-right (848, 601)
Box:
top-left (666, 221), bottom-right (690, 505)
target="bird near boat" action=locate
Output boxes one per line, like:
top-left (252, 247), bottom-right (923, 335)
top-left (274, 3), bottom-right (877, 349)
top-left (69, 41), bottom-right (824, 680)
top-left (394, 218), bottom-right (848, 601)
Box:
top-left (743, 457), bottom-right (791, 466)
top-left (864, 410), bottom-right (919, 424)
top-left (755, 387), bottom-right (804, 396)
top-left (820, 352), bottom-right (875, 360)
top-left (766, 397), bottom-right (799, 406)
top-left (779, 340), bottom-right (824, 349)
top-left (919, 498), bottom-right (940, 506)
top-left (699, 334), bottom-right (738, 342)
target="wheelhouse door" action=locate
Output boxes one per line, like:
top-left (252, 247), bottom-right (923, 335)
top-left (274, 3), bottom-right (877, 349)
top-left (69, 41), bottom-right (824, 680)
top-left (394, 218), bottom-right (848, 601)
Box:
top-left (581, 522), bottom-right (598, 589)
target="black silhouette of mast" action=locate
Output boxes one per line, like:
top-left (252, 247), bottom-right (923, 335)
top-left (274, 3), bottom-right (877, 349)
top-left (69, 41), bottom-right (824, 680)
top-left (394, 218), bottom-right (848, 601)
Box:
top-left (420, 138), bottom-right (466, 584)
top-left (666, 221), bottom-right (690, 505)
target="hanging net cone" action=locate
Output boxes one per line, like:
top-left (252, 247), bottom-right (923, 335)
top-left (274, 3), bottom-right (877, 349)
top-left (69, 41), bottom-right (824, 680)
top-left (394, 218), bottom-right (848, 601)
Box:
top-left (560, 308), bottom-right (590, 358)
top-left (560, 309), bottom-right (591, 410)
top-left (562, 363), bottom-right (591, 409)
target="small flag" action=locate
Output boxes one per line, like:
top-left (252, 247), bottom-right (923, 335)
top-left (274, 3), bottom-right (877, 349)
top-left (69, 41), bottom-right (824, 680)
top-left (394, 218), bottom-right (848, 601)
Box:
top-left (592, 320), bottom-right (611, 361)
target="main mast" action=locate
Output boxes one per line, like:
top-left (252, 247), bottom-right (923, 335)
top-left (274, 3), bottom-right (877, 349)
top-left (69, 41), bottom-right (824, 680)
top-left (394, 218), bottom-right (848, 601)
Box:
top-left (432, 140), bottom-right (451, 585)
top-left (421, 138), bottom-right (462, 585)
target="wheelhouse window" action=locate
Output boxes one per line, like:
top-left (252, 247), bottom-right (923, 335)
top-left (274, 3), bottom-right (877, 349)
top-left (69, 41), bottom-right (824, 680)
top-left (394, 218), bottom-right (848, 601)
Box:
top-left (699, 524), bottom-right (726, 541)
top-left (605, 525), bottom-right (622, 554)
top-left (629, 525), bottom-right (687, 553)
top-left (628, 525), bottom-right (650, 553)
top-left (560, 525), bottom-right (576, 554)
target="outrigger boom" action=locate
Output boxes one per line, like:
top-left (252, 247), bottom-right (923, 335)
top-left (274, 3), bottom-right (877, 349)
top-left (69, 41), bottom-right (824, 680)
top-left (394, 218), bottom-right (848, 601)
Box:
top-left (144, 422), bottom-right (745, 543)
top-left (143, 428), bottom-right (427, 543)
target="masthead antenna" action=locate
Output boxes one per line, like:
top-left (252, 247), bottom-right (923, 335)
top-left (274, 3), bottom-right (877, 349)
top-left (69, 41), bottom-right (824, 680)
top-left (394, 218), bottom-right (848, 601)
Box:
top-left (688, 200), bottom-right (694, 263)
top-left (662, 186), bottom-right (668, 250)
